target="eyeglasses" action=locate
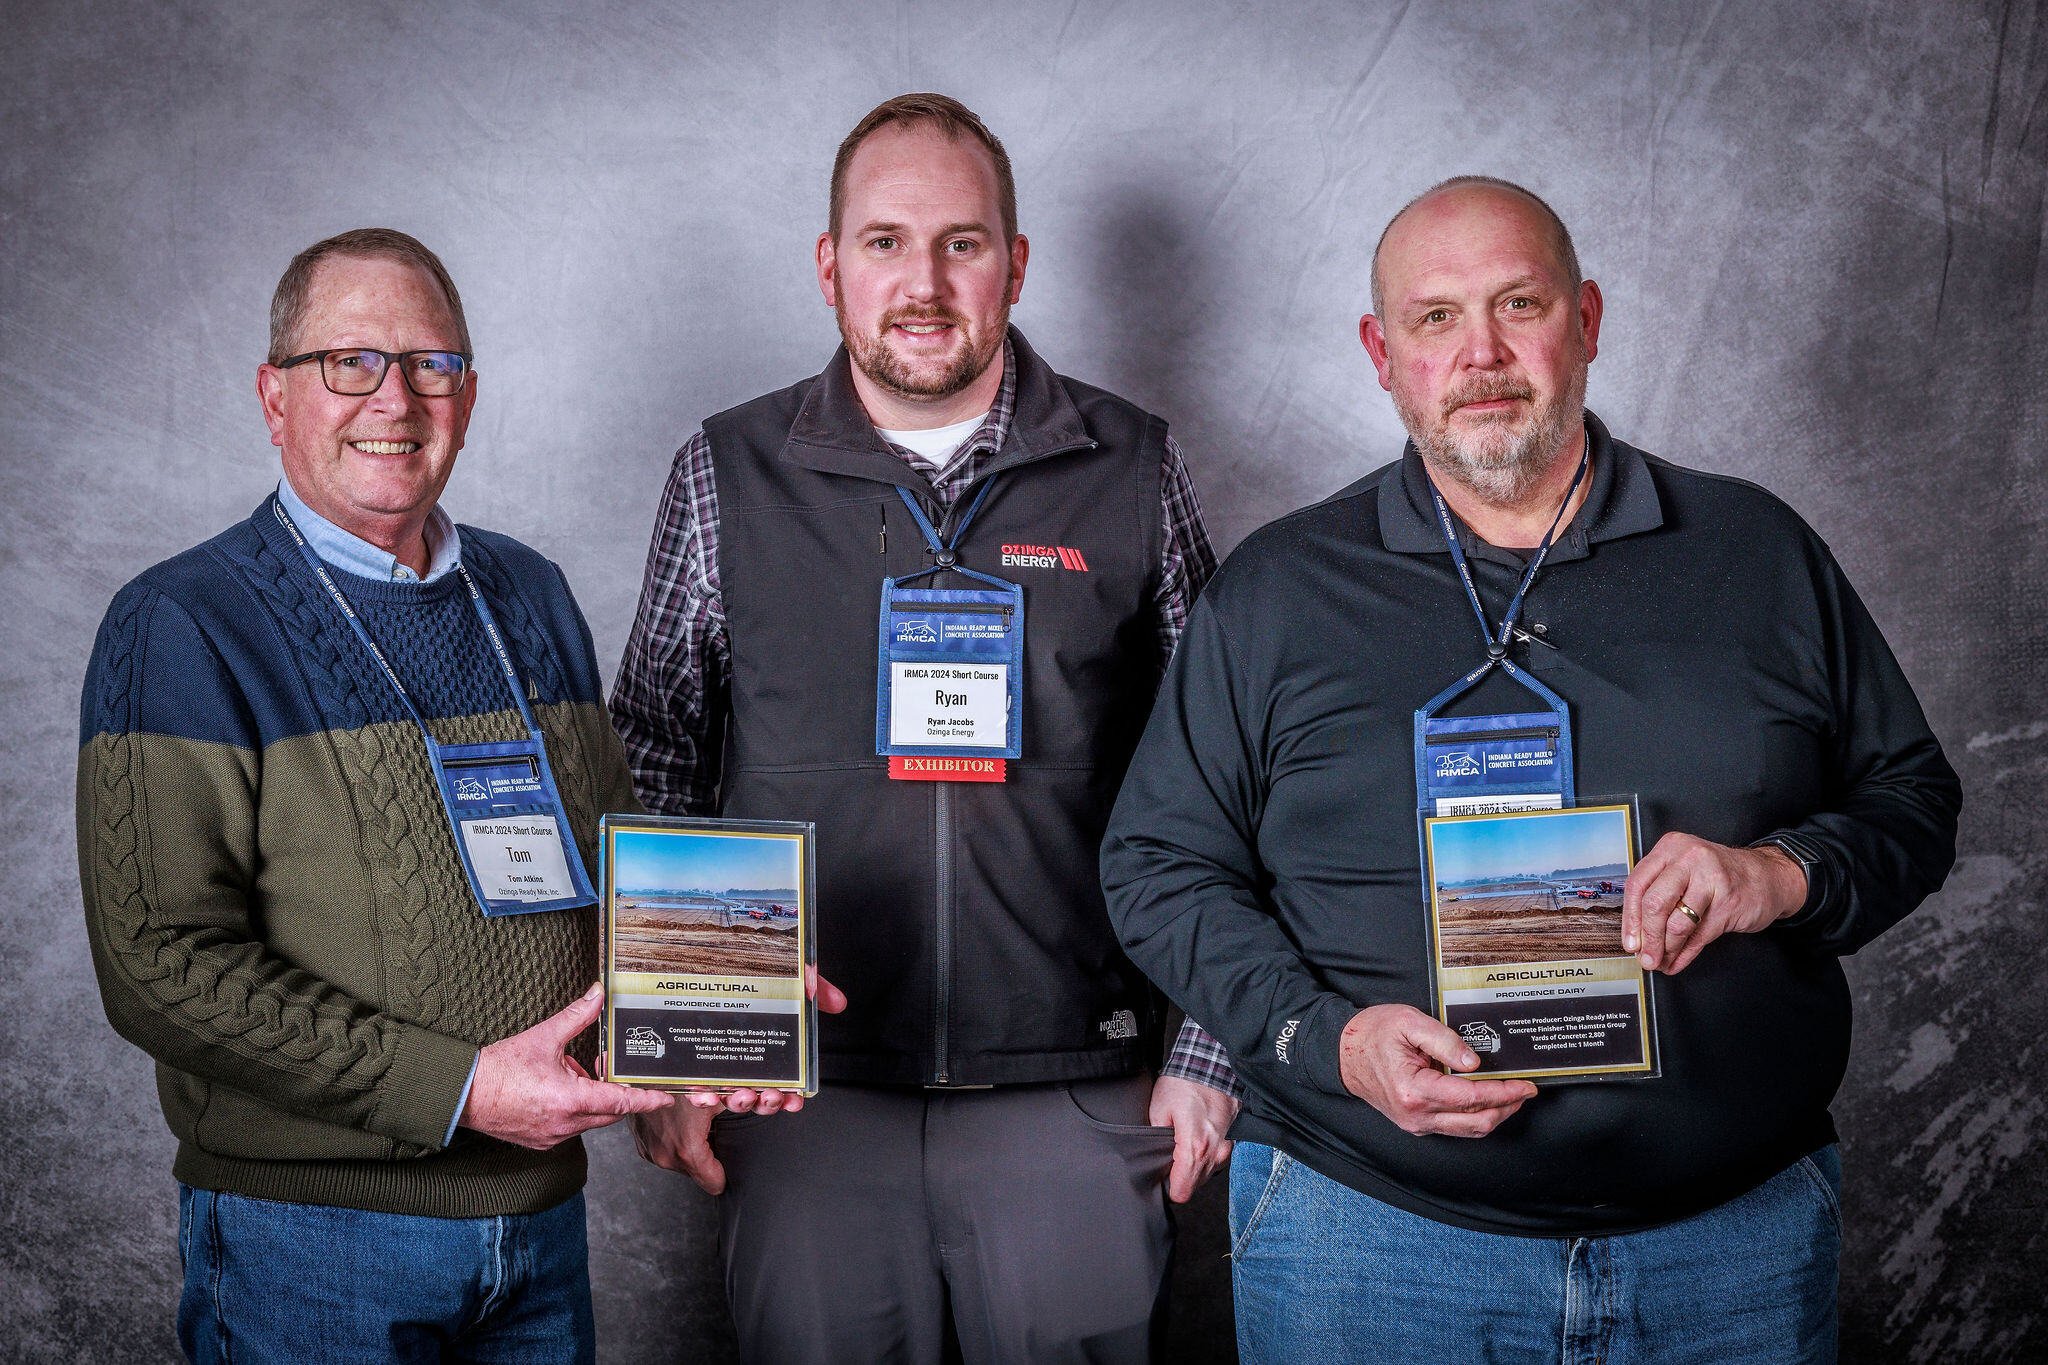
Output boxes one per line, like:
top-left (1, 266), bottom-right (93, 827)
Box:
top-left (278, 348), bottom-right (474, 397)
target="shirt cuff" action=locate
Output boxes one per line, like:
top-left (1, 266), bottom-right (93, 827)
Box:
top-left (443, 1053), bottom-right (481, 1148)
top-left (1160, 1018), bottom-right (1246, 1101)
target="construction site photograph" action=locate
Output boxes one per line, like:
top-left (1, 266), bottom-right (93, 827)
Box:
top-left (610, 894), bottom-right (800, 976)
top-left (1427, 805), bottom-right (1636, 969)
top-left (607, 824), bottom-right (806, 978)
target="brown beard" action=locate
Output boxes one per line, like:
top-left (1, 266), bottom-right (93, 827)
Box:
top-left (838, 301), bottom-right (1007, 402)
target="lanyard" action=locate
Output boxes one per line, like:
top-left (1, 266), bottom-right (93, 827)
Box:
top-left (1427, 434), bottom-right (1591, 667)
top-left (893, 479), bottom-right (1011, 590)
top-left (272, 501), bottom-right (543, 738)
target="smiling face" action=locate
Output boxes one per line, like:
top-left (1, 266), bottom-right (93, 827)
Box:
top-left (1361, 185), bottom-right (1601, 506)
top-left (817, 121), bottom-right (1028, 427)
top-left (257, 253), bottom-right (477, 551)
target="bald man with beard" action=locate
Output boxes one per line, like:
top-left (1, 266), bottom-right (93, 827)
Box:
top-left (1102, 177), bottom-right (1960, 1364)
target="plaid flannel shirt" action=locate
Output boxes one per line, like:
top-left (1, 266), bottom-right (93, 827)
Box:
top-left (611, 344), bottom-right (1242, 1100)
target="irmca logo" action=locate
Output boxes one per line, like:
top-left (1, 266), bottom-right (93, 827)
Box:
top-left (452, 776), bottom-right (489, 803)
top-left (1433, 751), bottom-right (1483, 779)
top-left (1458, 1021), bottom-right (1502, 1054)
top-left (1000, 543), bottom-right (1090, 571)
top-left (894, 618), bottom-right (939, 644)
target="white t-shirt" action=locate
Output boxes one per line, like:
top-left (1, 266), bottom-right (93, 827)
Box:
top-left (876, 412), bottom-right (989, 481)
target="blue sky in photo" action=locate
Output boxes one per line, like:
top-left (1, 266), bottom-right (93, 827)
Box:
top-left (612, 829), bottom-right (801, 893)
top-left (1430, 807), bottom-right (1632, 885)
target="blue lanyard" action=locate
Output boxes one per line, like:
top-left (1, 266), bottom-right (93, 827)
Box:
top-left (893, 478), bottom-right (1012, 591)
top-left (272, 501), bottom-right (544, 739)
top-left (1427, 436), bottom-right (1590, 666)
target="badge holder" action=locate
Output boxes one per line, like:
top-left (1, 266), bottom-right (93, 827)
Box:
top-left (1405, 438), bottom-right (1656, 1083)
top-left (273, 500), bottom-right (596, 917)
top-left (877, 482), bottom-right (1024, 782)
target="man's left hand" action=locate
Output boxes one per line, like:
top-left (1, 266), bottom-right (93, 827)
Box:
top-left (1150, 1074), bottom-right (1239, 1204)
top-left (1622, 833), bottom-right (1808, 974)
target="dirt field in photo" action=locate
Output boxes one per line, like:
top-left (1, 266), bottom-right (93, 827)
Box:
top-left (1436, 888), bottom-right (1625, 968)
top-left (611, 907), bottom-right (799, 977)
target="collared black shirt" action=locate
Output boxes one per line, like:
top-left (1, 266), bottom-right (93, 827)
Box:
top-left (1103, 411), bottom-right (1960, 1236)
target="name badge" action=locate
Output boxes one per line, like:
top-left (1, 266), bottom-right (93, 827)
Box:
top-left (877, 582), bottom-right (1025, 780)
top-left (433, 740), bottom-right (596, 915)
top-left (1417, 710), bottom-right (1569, 816)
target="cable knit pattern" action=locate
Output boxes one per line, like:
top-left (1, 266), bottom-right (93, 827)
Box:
top-left (77, 497), bottom-right (632, 1217)
top-left (87, 588), bottom-right (406, 1089)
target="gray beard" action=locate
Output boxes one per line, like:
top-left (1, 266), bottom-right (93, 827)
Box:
top-left (1401, 368), bottom-right (1588, 509)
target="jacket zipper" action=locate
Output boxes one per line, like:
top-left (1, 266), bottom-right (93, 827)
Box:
top-left (933, 779), bottom-right (953, 1084)
top-left (921, 470), bottom-right (1029, 1087)
top-left (1426, 725), bottom-right (1560, 745)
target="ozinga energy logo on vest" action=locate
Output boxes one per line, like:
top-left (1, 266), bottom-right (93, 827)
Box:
top-left (1000, 543), bottom-right (1091, 571)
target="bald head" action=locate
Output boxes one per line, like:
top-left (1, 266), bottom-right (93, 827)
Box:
top-left (1370, 176), bottom-right (1580, 318)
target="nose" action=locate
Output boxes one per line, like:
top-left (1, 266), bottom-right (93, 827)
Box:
top-left (901, 245), bottom-right (942, 302)
top-left (362, 357), bottom-right (420, 413)
top-left (1459, 313), bottom-right (1510, 369)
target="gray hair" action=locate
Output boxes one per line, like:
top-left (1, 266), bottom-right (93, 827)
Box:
top-left (267, 227), bottom-right (471, 365)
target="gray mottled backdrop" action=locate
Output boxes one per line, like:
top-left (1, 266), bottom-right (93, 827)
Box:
top-left (3, 1), bottom-right (2042, 1360)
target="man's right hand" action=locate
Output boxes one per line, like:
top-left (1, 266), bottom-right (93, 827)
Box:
top-left (462, 982), bottom-right (675, 1150)
top-left (632, 1103), bottom-right (728, 1194)
top-left (1337, 1004), bottom-right (1537, 1137)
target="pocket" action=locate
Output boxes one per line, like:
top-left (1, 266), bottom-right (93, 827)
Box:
top-left (1793, 1148), bottom-right (1843, 1235)
top-left (1228, 1147), bottom-right (1294, 1261)
top-left (1064, 1077), bottom-right (1175, 1140)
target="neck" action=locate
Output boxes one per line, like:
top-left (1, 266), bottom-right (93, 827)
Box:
top-left (284, 477), bottom-right (435, 575)
top-left (371, 519), bottom-right (434, 577)
top-left (1429, 428), bottom-right (1592, 550)
top-left (850, 353), bottom-right (1004, 433)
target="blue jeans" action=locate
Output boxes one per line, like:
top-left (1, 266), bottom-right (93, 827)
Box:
top-left (176, 1186), bottom-right (595, 1364)
top-left (1228, 1142), bottom-right (1840, 1365)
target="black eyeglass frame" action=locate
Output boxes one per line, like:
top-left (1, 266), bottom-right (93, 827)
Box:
top-left (277, 348), bottom-right (476, 398)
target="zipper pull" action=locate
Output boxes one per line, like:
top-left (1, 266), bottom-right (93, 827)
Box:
top-left (880, 505), bottom-right (888, 556)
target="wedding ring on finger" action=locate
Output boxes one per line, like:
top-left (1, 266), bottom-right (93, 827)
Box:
top-left (1675, 902), bottom-right (1702, 927)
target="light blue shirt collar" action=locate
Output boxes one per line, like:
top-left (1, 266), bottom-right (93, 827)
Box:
top-left (276, 478), bottom-right (462, 584)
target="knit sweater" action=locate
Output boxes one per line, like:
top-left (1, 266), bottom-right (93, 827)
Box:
top-left (76, 495), bottom-right (638, 1218)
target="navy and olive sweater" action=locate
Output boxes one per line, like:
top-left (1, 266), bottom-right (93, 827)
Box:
top-left (77, 496), bottom-right (637, 1218)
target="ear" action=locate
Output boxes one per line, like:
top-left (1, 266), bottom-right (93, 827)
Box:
top-left (1359, 315), bottom-right (1394, 392)
top-left (1577, 279), bottom-right (1604, 364)
top-left (1006, 234), bottom-right (1030, 305)
top-left (257, 364), bottom-right (288, 449)
top-left (452, 368), bottom-right (479, 454)
top-left (816, 232), bottom-right (838, 308)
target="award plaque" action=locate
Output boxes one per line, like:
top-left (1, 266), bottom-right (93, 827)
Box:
top-left (599, 814), bottom-right (818, 1094)
top-left (1422, 802), bottom-right (1658, 1083)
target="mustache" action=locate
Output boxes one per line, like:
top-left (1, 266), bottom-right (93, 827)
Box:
top-left (1445, 376), bottom-right (1533, 413)
top-left (880, 306), bottom-right (968, 331)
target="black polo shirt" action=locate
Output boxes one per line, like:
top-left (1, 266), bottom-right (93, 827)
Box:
top-left (1102, 411), bottom-right (1960, 1235)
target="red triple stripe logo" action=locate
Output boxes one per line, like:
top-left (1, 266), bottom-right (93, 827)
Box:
top-left (1057, 546), bottom-right (1090, 572)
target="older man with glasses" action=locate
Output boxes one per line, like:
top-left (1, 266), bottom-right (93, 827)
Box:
top-left (77, 227), bottom-right (672, 1362)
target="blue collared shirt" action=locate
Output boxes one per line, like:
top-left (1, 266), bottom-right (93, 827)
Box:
top-left (275, 477), bottom-right (479, 1140)
top-left (276, 477), bottom-right (463, 584)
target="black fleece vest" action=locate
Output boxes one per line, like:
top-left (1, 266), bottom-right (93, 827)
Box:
top-left (704, 332), bottom-right (1167, 1086)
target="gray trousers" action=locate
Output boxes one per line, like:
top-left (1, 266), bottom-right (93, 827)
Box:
top-left (710, 1075), bottom-right (1176, 1365)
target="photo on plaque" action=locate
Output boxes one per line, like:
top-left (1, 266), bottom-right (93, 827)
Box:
top-left (599, 815), bottom-right (817, 1095)
top-left (1422, 802), bottom-right (1658, 1083)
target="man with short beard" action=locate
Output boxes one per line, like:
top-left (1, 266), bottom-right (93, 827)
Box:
top-left (1102, 178), bottom-right (1959, 1362)
top-left (611, 94), bottom-right (1240, 1362)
